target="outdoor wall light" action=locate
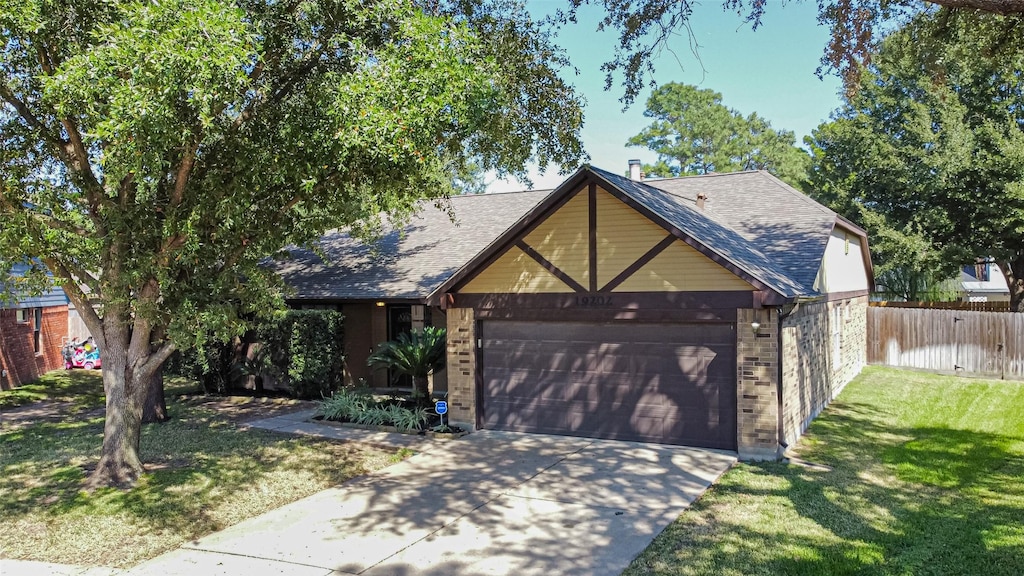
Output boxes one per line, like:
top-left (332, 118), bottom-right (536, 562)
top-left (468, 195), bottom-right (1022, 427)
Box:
top-left (751, 321), bottom-right (761, 335)
top-left (375, 301), bottom-right (385, 307)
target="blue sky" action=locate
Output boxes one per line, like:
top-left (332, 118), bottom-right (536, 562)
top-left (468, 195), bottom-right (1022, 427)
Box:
top-left (488, 0), bottom-right (844, 192)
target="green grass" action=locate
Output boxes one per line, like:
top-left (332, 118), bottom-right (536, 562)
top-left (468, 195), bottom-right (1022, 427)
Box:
top-left (0, 369), bottom-right (108, 410)
top-left (624, 367), bottom-right (1024, 576)
top-left (0, 371), bottom-right (405, 568)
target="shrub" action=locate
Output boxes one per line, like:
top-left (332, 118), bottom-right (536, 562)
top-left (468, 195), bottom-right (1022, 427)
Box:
top-left (165, 339), bottom-right (236, 395)
top-left (317, 388), bottom-right (371, 422)
top-left (387, 404), bottom-right (429, 432)
top-left (367, 327), bottom-right (446, 406)
top-left (258, 310), bottom-right (345, 400)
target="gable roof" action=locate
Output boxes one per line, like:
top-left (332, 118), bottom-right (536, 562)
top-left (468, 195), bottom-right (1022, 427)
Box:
top-left (275, 189), bottom-right (549, 300)
top-left (1, 263), bottom-right (68, 309)
top-left (588, 167), bottom-right (813, 298)
top-left (276, 165), bottom-right (871, 303)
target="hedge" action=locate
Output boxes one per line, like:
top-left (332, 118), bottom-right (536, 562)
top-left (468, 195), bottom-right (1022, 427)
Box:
top-left (165, 309), bottom-right (345, 399)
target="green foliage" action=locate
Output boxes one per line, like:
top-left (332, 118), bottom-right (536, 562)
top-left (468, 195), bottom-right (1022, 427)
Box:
top-left (167, 309), bottom-right (344, 399)
top-left (624, 367), bottom-right (1024, 576)
top-left (367, 326), bottom-right (446, 382)
top-left (0, 0), bottom-right (585, 476)
top-left (386, 404), bottom-right (429, 433)
top-left (806, 12), bottom-right (1024, 308)
top-left (627, 82), bottom-right (809, 188)
top-left (316, 389), bottom-right (429, 432)
top-left (259, 310), bottom-right (346, 400)
top-left (164, 339), bottom-right (237, 395)
top-left (317, 387), bottom-right (372, 422)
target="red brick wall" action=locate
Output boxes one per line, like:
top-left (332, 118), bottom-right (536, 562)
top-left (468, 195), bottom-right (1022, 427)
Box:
top-left (0, 306), bottom-right (69, 390)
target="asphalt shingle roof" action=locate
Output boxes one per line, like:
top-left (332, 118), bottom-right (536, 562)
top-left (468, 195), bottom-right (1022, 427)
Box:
top-left (275, 190), bottom-right (550, 300)
top-left (276, 166), bottom-right (846, 301)
top-left (641, 170), bottom-right (838, 292)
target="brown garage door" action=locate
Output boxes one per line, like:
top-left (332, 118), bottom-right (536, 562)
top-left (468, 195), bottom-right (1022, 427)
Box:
top-left (480, 321), bottom-right (736, 450)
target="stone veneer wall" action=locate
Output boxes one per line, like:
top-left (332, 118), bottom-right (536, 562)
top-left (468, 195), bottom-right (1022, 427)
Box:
top-left (445, 308), bottom-right (477, 427)
top-left (781, 295), bottom-right (868, 445)
top-left (736, 307), bottom-right (781, 460)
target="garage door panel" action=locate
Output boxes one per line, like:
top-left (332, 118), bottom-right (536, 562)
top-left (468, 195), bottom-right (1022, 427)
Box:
top-left (481, 320), bottom-right (737, 449)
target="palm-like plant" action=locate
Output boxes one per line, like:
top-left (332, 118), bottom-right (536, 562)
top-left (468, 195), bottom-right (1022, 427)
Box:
top-left (367, 327), bottom-right (446, 406)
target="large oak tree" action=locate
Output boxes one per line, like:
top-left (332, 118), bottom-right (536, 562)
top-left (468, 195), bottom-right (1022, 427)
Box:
top-left (0, 0), bottom-right (583, 487)
top-left (806, 12), bottom-right (1024, 309)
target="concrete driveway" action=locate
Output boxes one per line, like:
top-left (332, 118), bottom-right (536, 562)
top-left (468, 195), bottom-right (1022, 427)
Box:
top-left (128, 431), bottom-right (736, 576)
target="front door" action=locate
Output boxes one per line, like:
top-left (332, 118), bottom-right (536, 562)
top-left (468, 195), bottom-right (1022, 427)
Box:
top-left (387, 304), bottom-right (413, 388)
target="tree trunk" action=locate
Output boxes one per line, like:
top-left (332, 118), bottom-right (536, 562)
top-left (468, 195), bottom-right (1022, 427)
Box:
top-left (142, 368), bottom-right (168, 423)
top-left (88, 333), bottom-right (146, 489)
top-left (1003, 254), bottom-right (1024, 313)
top-left (87, 303), bottom-right (175, 489)
top-left (413, 375), bottom-right (430, 407)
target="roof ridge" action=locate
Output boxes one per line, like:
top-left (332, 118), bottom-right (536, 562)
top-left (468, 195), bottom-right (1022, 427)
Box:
top-left (451, 188), bottom-right (553, 199)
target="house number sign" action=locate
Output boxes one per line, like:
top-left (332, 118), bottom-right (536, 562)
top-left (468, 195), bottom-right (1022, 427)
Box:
top-left (575, 295), bottom-right (613, 307)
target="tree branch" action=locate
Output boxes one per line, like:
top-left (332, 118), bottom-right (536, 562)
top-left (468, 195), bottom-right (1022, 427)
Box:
top-left (28, 210), bottom-right (91, 238)
top-left (135, 340), bottom-right (178, 382)
top-left (43, 257), bottom-right (105, 349)
top-left (171, 132), bottom-right (201, 207)
top-left (927, 0), bottom-right (1024, 15)
top-left (0, 83), bottom-right (73, 163)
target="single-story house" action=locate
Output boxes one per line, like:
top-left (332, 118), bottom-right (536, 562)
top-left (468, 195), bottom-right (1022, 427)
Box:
top-left (960, 258), bottom-right (1010, 303)
top-left (277, 163), bottom-right (873, 459)
top-left (0, 264), bottom-right (70, 390)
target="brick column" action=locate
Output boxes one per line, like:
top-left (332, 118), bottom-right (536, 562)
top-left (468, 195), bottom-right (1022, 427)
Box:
top-left (445, 308), bottom-right (476, 428)
top-left (736, 308), bottom-right (781, 460)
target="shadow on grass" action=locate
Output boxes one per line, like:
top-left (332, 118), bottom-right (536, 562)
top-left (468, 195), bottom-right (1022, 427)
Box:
top-left (628, 398), bottom-right (1024, 576)
top-left (0, 398), bottom-right (383, 551)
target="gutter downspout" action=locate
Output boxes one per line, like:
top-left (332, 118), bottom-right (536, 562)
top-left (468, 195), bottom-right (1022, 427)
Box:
top-left (775, 301), bottom-right (801, 457)
top-left (774, 295), bottom-right (823, 456)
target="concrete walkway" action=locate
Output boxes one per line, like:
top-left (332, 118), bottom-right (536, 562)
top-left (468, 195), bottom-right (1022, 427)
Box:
top-left (4, 413), bottom-right (736, 576)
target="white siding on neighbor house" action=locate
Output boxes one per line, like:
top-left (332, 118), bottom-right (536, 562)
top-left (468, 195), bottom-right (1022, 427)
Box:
top-left (814, 226), bottom-right (869, 294)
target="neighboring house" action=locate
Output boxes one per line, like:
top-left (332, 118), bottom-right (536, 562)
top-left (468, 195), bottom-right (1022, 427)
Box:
top-left (0, 264), bottom-right (70, 390)
top-left (960, 259), bottom-right (1010, 302)
top-left (277, 163), bottom-right (873, 460)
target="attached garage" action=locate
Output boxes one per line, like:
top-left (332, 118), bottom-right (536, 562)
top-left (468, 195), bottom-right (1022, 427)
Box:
top-left (282, 163), bottom-right (872, 460)
top-left (480, 320), bottom-right (736, 449)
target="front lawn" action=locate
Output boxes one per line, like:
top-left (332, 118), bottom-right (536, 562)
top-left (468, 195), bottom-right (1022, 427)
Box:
top-left (0, 371), bottom-right (407, 568)
top-left (0, 369), bottom-right (107, 410)
top-left (625, 367), bottom-right (1024, 576)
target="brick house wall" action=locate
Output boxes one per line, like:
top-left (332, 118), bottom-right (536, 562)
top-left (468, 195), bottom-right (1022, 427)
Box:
top-left (445, 308), bottom-right (476, 428)
top-left (736, 307), bottom-right (781, 460)
top-left (780, 295), bottom-right (868, 445)
top-left (0, 305), bottom-right (68, 390)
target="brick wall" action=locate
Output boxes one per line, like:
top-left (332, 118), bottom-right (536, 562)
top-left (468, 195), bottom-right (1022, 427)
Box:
top-left (781, 295), bottom-right (867, 445)
top-left (445, 308), bottom-right (476, 428)
top-left (0, 305), bottom-right (69, 390)
top-left (736, 308), bottom-right (781, 460)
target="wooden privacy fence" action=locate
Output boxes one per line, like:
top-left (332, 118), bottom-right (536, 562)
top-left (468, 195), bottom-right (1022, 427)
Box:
top-left (870, 300), bottom-right (1011, 312)
top-left (867, 307), bottom-right (1024, 380)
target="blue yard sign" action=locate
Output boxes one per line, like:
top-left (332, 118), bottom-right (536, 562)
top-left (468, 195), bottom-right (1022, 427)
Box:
top-left (435, 401), bottom-right (448, 415)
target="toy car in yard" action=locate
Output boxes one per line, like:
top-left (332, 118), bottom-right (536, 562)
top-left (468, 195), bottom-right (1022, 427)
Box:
top-left (63, 338), bottom-right (102, 370)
